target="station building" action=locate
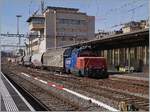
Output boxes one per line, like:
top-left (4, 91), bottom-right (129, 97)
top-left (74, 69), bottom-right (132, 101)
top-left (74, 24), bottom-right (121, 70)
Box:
top-left (26, 6), bottom-right (95, 54)
top-left (93, 20), bottom-right (149, 73)
top-left (66, 28), bottom-right (149, 73)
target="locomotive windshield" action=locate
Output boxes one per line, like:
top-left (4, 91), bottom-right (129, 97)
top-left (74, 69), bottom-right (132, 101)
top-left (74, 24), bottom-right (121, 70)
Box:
top-left (78, 50), bottom-right (97, 57)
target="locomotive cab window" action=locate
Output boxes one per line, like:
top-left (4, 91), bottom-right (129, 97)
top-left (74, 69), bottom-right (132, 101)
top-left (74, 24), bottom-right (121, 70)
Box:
top-left (78, 50), bottom-right (97, 57)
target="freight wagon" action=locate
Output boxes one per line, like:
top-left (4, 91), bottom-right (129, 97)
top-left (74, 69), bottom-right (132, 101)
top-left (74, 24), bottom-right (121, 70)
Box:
top-left (31, 53), bottom-right (43, 68)
top-left (23, 55), bottom-right (32, 66)
top-left (18, 47), bottom-right (108, 78)
top-left (16, 56), bottom-right (24, 65)
top-left (42, 48), bottom-right (67, 71)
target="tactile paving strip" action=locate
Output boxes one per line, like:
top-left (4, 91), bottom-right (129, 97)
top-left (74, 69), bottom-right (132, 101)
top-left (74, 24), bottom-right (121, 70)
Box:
top-left (0, 77), bottom-right (19, 111)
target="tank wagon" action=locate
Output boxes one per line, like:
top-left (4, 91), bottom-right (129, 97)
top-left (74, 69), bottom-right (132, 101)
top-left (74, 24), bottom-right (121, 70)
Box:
top-left (16, 56), bottom-right (24, 65)
top-left (31, 53), bottom-right (43, 68)
top-left (23, 55), bottom-right (32, 66)
top-left (19, 47), bottom-right (108, 78)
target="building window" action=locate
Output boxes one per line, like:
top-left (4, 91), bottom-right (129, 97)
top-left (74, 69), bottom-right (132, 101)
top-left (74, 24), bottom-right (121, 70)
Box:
top-left (69, 37), bottom-right (74, 41)
top-left (61, 37), bottom-right (66, 41)
top-left (57, 18), bottom-right (86, 25)
top-left (31, 18), bottom-right (44, 24)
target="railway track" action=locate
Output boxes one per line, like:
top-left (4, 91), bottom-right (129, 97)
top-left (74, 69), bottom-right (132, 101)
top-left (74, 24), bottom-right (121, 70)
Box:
top-left (2, 63), bottom-right (149, 111)
top-left (2, 65), bottom-right (106, 111)
top-left (109, 76), bottom-right (149, 87)
top-left (28, 66), bottom-right (149, 95)
top-left (2, 72), bottom-right (49, 111)
top-left (31, 71), bottom-right (149, 111)
top-left (3, 73), bottom-right (90, 111)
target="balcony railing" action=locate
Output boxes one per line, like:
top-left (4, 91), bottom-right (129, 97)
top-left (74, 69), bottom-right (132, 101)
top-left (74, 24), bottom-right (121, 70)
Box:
top-left (29, 22), bottom-right (44, 31)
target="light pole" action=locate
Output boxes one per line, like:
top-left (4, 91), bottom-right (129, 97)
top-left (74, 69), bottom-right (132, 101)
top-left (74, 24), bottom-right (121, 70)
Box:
top-left (16, 15), bottom-right (22, 52)
top-left (73, 35), bottom-right (77, 44)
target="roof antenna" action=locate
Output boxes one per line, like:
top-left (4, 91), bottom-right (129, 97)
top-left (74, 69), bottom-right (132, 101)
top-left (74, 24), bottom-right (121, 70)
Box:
top-left (29, 0), bottom-right (32, 16)
top-left (41, 0), bottom-right (44, 14)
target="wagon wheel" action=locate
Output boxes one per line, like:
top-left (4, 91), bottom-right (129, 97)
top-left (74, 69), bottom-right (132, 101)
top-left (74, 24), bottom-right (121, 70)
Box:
top-left (78, 70), bottom-right (82, 77)
top-left (41, 66), bottom-right (44, 70)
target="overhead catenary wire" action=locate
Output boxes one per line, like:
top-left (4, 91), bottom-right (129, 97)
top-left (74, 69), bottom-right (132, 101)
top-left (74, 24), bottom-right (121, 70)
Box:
top-left (96, 1), bottom-right (147, 32)
top-left (96, 0), bottom-right (147, 21)
top-left (102, 0), bottom-right (143, 17)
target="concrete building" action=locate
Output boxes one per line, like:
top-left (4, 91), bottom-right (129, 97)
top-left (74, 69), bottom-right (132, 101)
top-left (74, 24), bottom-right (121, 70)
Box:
top-left (26, 6), bottom-right (95, 54)
top-left (95, 30), bottom-right (110, 39)
top-left (95, 29), bottom-right (123, 39)
top-left (122, 20), bottom-right (149, 33)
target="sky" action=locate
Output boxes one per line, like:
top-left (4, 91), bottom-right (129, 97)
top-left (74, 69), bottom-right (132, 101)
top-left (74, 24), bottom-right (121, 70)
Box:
top-left (0, 0), bottom-right (149, 50)
top-left (1, 0), bottom-right (149, 34)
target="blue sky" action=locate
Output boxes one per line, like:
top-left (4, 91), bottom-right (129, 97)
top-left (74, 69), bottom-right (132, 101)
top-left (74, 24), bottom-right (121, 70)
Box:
top-left (1, 0), bottom-right (149, 34)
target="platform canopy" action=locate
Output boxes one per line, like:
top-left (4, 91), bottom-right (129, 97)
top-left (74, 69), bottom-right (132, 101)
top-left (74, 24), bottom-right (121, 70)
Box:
top-left (62, 28), bottom-right (149, 50)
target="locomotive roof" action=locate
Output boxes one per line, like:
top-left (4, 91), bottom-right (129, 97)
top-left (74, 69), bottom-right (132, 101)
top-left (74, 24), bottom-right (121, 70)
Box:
top-left (72, 47), bottom-right (93, 53)
top-left (78, 57), bottom-right (105, 59)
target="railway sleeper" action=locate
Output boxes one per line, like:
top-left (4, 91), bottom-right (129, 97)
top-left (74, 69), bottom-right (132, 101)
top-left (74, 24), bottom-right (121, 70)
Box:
top-left (135, 101), bottom-right (149, 105)
top-left (5, 72), bottom-right (77, 111)
top-left (137, 103), bottom-right (149, 106)
top-left (8, 69), bottom-right (84, 111)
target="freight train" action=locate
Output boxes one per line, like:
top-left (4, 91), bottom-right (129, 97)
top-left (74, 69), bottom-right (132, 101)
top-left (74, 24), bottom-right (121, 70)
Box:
top-left (16, 47), bottom-right (108, 78)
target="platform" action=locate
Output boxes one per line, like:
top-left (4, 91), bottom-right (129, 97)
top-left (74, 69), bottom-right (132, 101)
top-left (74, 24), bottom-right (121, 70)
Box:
top-left (1, 72), bottom-right (35, 111)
